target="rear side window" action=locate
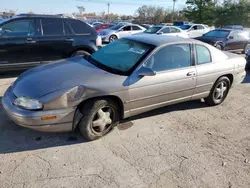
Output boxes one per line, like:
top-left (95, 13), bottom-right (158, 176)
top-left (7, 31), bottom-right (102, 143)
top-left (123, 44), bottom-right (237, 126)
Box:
top-left (196, 45), bottom-right (211, 64)
top-left (66, 19), bottom-right (93, 34)
top-left (42, 19), bottom-right (63, 35)
top-left (170, 27), bottom-right (180, 33)
top-left (132, 26), bottom-right (141, 30)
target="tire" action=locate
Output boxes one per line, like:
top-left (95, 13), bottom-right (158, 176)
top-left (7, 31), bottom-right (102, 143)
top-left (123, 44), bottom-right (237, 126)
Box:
top-left (109, 35), bottom-right (118, 43)
top-left (204, 76), bottom-right (231, 106)
top-left (214, 43), bottom-right (222, 50)
top-left (71, 50), bottom-right (90, 57)
top-left (243, 44), bottom-right (250, 54)
top-left (78, 99), bottom-right (119, 141)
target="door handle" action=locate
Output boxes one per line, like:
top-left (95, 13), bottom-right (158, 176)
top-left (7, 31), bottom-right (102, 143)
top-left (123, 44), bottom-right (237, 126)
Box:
top-left (187, 72), bottom-right (196, 76)
top-left (65, 38), bottom-right (74, 42)
top-left (26, 38), bottom-right (36, 44)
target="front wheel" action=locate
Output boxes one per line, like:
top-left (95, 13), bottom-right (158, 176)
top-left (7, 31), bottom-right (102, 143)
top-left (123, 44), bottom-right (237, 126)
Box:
top-left (78, 99), bottom-right (119, 141)
top-left (71, 50), bottom-right (90, 57)
top-left (214, 43), bottom-right (222, 50)
top-left (204, 77), bottom-right (231, 106)
top-left (109, 35), bottom-right (118, 43)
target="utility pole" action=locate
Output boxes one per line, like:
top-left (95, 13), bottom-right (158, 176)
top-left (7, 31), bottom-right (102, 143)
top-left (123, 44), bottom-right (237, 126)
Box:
top-left (107, 3), bottom-right (110, 21)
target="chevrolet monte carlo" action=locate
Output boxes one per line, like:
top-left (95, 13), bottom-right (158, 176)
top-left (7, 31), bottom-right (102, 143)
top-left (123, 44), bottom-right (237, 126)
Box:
top-left (2, 35), bottom-right (246, 141)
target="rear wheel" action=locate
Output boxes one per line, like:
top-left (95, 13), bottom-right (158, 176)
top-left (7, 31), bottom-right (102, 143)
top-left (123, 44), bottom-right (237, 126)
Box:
top-left (204, 77), bottom-right (231, 106)
top-left (71, 50), bottom-right (90, 58)
top-left (243, 44), bottom-right (250, 54)
top-left (78, 99), bottom-right (119, 141)
top-left (109, 35), bottom-right (118, 43)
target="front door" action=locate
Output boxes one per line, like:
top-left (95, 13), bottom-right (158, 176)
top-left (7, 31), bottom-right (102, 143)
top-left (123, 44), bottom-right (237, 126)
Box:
top-left (128, 43), bottom-right (197, 116)
top-left (118, 25), bottom-right (132, 38)
top-left (225, 31), bottom-right (239, 51)
top-left (0, 19), bottom-right (40, 70)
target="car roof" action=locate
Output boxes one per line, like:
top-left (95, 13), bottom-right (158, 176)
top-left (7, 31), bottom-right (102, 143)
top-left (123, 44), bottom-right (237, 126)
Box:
top-left (124, 35), bottom-right (194, 46)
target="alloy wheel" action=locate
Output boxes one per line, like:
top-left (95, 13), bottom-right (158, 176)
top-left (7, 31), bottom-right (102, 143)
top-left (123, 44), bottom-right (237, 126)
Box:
top-left (213, 81), bottom-right (228, 102)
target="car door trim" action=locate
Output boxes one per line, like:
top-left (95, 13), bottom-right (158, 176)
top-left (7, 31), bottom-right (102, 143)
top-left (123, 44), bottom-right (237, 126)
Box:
top-left (0, 62), bottom-right (40, 67)
top-left (129, 87), bottom-right (195, 103)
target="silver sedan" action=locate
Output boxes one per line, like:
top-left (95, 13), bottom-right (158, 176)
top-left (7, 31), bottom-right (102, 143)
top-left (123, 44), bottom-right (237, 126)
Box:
top-left (2, 35), bottom-right (247, 141)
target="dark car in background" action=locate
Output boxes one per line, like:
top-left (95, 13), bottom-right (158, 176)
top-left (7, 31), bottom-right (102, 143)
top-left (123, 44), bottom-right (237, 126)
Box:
top-left (0, 14), bottom-right (102, 72)
top-left (195, 29), bottom-right (250, 54)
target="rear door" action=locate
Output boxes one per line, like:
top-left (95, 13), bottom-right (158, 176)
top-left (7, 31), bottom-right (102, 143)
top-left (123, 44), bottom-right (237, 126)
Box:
top-left (0, 19), bottom-right (41, 69)
top-left (225, 31), bottom-right (239, 51)
top-left (37, 18), bottom-right (72, 63)
top-left (131, 25), bottom-right (144, 34)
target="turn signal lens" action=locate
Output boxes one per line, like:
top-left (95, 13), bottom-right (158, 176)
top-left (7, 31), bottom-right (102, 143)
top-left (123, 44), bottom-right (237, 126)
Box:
top-left (41, 116), bottom-right (57, 120)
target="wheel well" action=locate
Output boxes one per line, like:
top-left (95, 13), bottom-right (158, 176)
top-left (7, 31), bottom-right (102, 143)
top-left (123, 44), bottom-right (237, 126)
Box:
top-left (70, 47), bottom-right (93, 57)
top-left (78, 95), bottom-right (124, 119)
top-left (218, 74), bottom-right (234, 86)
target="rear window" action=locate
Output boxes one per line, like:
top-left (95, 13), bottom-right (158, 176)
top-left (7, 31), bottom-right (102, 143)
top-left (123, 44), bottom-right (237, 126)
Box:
top-left (66, 19), bottom-right (94, 34)
top-left (42, 19), bottom-right (63, 35)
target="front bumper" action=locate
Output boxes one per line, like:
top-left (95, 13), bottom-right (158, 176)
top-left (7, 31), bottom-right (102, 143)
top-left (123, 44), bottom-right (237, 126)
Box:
top-left (100, 35), bottom-right (110, 43)
top-left (2, 87), bottom-right (76, 132)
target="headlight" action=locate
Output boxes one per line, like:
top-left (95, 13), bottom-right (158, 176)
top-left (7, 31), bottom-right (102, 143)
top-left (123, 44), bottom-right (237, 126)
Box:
top-left (13, 97), bottom-right (43, 110)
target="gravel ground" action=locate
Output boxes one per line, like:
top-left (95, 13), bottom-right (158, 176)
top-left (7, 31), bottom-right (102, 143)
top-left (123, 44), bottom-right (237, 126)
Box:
top-left (0, 71), bottom-right (250, 188)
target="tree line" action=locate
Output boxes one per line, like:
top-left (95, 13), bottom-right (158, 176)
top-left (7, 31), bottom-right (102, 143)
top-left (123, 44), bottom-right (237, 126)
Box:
top-left (134, 0), bottom-right (250, 27)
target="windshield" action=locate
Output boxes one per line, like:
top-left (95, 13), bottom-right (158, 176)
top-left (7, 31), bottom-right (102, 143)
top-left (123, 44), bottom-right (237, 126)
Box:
top-left (180, 25), bottom-right (192, 30)
top-left (89, 39), bottom-right (153, 75)
top-left (144, 26), bottom-right (162, 34)
top-left (204, 30), bottom-right (230, 37)
top-left (109, 24), bottom-right (124, 30)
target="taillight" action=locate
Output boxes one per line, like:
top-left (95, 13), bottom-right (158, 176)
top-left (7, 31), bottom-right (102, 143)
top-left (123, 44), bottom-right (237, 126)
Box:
top-left (96, 36), bottom-right (102, 47)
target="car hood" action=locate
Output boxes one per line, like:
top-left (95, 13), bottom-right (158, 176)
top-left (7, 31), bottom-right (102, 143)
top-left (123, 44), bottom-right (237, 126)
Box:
top-left (12, 57), bottom-right (123, 99)
top-left (195, 36), bottom-right (226, 44)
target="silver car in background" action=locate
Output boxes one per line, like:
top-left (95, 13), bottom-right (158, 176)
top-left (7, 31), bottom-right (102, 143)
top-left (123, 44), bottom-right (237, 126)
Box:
top-left (138, 25), bottom-right (189, 38)
top-left (99, 23), bottom-right (145, 42)
top-left (180, 24), bottom-right (210, 38)
top-left (2, 35), bottom-right (246, 141)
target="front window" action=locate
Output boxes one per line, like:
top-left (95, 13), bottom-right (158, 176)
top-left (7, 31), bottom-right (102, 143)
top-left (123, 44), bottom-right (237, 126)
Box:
top-left (204, 30), bottom-right (230, 38)
top-left (180, 25), bottom-right (192, 30)
top-left (144, 26), bottom-right (162, 34)
top-left (0, 20), bottom-right (35, 37)
top-left (145, 44), bottom-right (191, 72)
top-left (89, 39), bottom-right (153, 75)
top-left (109, 24), bottom-right (124, 30)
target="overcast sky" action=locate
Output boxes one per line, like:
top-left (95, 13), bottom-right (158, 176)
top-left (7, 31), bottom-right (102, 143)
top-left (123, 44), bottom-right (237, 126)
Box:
top-left (1, 0), bottom-right (186, 15)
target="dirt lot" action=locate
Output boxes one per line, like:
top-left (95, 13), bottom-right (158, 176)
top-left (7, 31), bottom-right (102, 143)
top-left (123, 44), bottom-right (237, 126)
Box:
top-left (0, 71), bottom-right (250, 188)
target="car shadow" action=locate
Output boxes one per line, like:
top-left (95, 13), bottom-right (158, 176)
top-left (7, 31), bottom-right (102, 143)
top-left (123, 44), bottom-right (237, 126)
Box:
top-left (0, 70), bottom-right (24, 79)
top-left (0, 96), bottom-right (208, 154)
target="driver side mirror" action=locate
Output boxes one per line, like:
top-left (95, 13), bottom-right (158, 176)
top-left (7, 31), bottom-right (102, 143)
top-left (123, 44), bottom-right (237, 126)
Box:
top-left (157, 31), bottom-right (163, 35)
top-left (137, 66), bottom-right (156, 76)
top-left (228, 36), bottom-right (234, 39)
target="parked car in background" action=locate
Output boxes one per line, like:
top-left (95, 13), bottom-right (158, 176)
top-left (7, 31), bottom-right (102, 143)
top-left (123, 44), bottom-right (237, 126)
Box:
top-left (141, 25), bottom-right (189, 38)
top-left (139, 24), bottom-right (153, 29)
top-left (94, 23), bottom-right (115, 32)
top-left (195, 29), bottom-right (250, 54)
top-left (246, 49), bottom-right (250, 70)
top-left (173, 21), bottom-right (193, 27)
top-left (180, 24), bottom-right (209, 38)
top-left (0, 14), bottom-right (102, 72)
top-left (2, 35), bottom-right (246, 141)
top-left (90, 21), bottom-right (103, 27)
top-left (99, 23), bottom-right (145, 42)
top-left (224, 25), bottom-right (244, 30)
